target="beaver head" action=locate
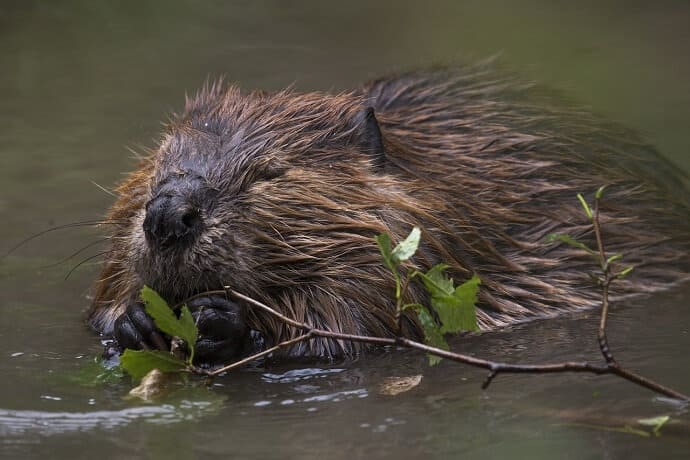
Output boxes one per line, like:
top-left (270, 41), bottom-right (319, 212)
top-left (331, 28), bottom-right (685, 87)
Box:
top-left (100, 84), bottom-right (426, 354)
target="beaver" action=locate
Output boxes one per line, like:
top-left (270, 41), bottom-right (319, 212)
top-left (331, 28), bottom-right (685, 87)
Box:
top-left (89, 64), bottom-right (690, 364)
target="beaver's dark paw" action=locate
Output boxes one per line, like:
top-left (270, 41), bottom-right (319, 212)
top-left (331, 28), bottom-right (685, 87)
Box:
top-left (109, 296), bottom-right (265, 365)
top-left (113, 302), bottom-right (169, 352)
top-left (187, 295), bottom-right (265, 364)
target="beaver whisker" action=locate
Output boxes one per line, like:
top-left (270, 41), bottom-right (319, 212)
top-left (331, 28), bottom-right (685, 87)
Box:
top-left (39, 238), bottom-right (111, 269)
top-left (65, 251), bottom-right (109, 280)
top-left (89, 180), bottom-right (118, 197)
top-left (2, 220), bottom-right (128, 260)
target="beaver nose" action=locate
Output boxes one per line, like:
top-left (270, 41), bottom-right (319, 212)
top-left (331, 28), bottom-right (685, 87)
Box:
top-left (143, 194), bottom-right (202, 249)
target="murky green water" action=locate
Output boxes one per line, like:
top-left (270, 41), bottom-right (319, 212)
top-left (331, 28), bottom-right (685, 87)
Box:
top-left (1, 1), bottom-right (689, 459)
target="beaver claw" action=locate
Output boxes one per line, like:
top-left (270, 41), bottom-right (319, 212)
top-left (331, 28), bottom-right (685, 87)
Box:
top-left (113, 303), bottom-right (169, 352)
top-left (110, 296), bottom-right (265, 365)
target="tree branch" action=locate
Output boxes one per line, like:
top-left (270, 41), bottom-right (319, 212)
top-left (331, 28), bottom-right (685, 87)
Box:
top-left (186, 287), bottom-right (687, 400)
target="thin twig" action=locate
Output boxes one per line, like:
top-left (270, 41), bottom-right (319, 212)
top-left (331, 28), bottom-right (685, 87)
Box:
top-left (592, 194), bottom-right (616, 364)
top-left (592, 193), bottom-right (608, 272)
top-left (395, 274), bottom-right (412, 335)
top-left (198, 332), bottom-right (314, 376)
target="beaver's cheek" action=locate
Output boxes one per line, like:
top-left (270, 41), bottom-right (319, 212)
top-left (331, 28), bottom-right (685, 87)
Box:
top-left (128, 211), bottom-right (150, 268)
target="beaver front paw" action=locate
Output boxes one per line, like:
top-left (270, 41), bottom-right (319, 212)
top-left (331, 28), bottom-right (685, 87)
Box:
top-left (187, 295), bottom-right (260, 364)
top-left (110, 296), bottom-right (265, 365)
top-left (187, 295), bottom-right (249, 363)
top-left (113, 302), bottom-right (169, 352)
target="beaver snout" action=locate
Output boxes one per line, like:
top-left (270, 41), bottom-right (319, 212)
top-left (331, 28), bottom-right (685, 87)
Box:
top-left (143, 191), bottom-right (203, 250)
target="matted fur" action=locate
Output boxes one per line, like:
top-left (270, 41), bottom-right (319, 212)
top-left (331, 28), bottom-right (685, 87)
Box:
top-left (89, 64), bottom-right (690, 358)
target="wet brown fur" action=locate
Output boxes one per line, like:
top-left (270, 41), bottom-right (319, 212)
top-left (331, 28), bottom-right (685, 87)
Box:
top-left (89, 64), bottom-right (690, 358)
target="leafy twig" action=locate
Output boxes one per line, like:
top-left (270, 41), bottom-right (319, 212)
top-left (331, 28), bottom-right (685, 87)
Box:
top-left (183, 287), bottom-right (688, 400)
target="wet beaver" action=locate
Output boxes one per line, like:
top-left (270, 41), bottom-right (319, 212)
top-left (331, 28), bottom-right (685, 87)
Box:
top-left (89, 65), bottom-right (690, 364)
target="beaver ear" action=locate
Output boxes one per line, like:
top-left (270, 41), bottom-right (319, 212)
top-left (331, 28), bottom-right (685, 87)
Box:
top-left (350, 107), bottom-right (386, 168)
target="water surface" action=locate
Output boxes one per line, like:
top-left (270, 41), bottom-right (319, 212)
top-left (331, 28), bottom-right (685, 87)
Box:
top-left (1, 1), bottom-right (689, 459)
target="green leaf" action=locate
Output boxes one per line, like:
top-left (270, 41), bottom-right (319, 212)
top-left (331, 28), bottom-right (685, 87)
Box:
top-left (577, 193), bottom-right (593, 220)
top-left (120, 349), bottom-right (186, 381)
top-left (595, 185), bottom-right (608, 200)
top-left (141, 286), bottom-right (181, 337)
top-left (437, 275), bottom-right (481, 333)
top-left (391, 227), bottom-right (421, 263)
top-left (178, 305), bottom-right (198, 361)
top-left (69, 358), bottom-right (124, 387)
top-left (637, 415), bottom-right (670, 436)
top-left (375, 232), bottom-right (396, 272)
top-left (418, 267), bottom-right (480, 333)
top-left (428, 354), bottom-right (443, 366)
top-left (546, 233), bottom-right (596, 255)
top-left (416, 307), bottom-right (448, 366)
top-left (419, 264), bottom-right (453, 297)
top-left (616, 266), bottom-right (635, 279)
top-left (141, 286), bottom-right (197, 358)
top-left (606, 253), bottom-right (623, 265)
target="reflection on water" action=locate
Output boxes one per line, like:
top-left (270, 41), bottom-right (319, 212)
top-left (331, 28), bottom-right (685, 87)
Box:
top-left (261, 367), bottom-right (347, 383)
top-left (0, 401), bottom-right (219, 436)
top-left (0, 1), bottom-right (689, 459)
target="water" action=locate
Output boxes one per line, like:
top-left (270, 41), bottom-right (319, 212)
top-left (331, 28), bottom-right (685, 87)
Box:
top-left (1, 1), bottom-right (689, 458)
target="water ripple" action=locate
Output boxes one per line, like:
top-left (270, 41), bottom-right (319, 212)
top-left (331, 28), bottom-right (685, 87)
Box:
top-left (0, 401), bottom-right (216, 436)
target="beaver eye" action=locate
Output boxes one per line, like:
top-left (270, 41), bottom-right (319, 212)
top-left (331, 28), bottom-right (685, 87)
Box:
top-left (253, 166), bottom-right (284, 182)
top-left (239, 166), bottom-right (284, 192)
